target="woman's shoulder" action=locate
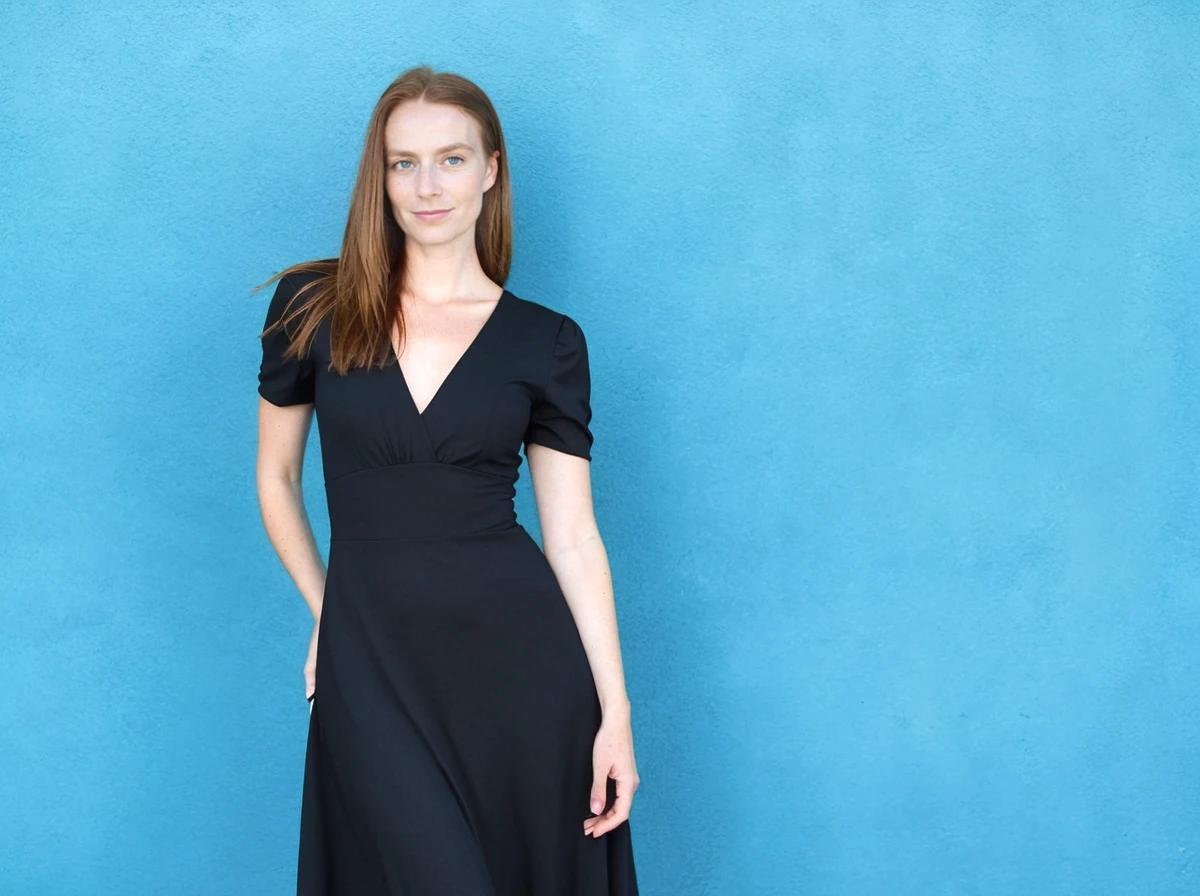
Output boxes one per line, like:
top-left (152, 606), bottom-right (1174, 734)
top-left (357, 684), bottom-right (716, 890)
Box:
top-left (272, 260), bottom-right (338, 299)
top-left (265, 267), bottom-right (330, 324)
top-left (504, 287), bottom-right (582, 336)
top-left (278, 266), bottom-right (328, 294)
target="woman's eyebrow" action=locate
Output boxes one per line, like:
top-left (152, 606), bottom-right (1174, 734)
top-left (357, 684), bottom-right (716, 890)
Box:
top-left (386, 143), bottom-right (473, 158)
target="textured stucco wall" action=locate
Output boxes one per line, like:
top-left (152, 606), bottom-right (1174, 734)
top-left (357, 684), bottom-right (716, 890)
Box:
top-left (2, 2), bottom-right (1198, 894)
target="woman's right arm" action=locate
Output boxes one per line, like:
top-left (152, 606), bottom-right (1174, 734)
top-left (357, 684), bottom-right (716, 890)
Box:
top-left (256, 398), bottom-right (326, 623)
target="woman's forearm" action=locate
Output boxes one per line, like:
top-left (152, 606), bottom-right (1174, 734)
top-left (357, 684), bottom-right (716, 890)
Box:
top-left (545, 533), bottom-right (632, 715)
top-left (257, 473), bottom-right (327, 621)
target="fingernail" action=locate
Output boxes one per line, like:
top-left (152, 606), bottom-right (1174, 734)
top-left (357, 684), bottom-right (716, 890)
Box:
top-left (591, 798), bottom-right (601, 813)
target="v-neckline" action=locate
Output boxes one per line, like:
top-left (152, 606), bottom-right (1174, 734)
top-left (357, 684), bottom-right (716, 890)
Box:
top-left (388, 289), bottom-right (509, 419)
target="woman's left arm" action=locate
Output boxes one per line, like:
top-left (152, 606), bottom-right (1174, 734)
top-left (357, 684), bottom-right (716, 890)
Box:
top-left (527, 444), bottom-right (639, 838)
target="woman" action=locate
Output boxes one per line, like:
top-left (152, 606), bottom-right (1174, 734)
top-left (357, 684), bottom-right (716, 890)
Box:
top-left (255, 66), bottom-right (640, 894)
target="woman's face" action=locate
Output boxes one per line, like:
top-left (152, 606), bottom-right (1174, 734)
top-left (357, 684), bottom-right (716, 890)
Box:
top-left (383, 99), bottom-right (498, 246)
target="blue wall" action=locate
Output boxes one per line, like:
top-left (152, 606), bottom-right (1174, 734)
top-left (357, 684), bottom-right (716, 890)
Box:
top-left (2, 2), bottom-right (1196, 893)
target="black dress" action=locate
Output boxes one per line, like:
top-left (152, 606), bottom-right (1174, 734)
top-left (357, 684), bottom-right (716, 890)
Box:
top-left (258, 271), bottom-right (639, 895)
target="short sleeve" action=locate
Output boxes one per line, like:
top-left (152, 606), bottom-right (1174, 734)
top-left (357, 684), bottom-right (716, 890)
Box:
top-left (524, 314), bottom-right (594, 460)
top-left (258, 273), bottom-right (315, 407)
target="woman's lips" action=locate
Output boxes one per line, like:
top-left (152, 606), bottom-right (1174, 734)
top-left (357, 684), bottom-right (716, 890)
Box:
top-left (414, 209), bottom-right (451, 220)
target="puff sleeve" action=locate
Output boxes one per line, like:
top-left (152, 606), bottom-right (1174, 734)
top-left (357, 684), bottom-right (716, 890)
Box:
top-left (523, 314), bottom-right (594, 460)
top-left (258, 273), bottom-right (315, 406)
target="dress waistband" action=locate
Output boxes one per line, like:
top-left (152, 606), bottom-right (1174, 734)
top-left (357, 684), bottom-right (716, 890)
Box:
top-left (325, 463), bottom-right (518, 541)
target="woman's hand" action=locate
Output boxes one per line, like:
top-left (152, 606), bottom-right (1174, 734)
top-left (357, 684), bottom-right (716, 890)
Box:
top-left (583, 707), bottom-right (639, 838)
top-left (304, 619), bottom-right (320, 702)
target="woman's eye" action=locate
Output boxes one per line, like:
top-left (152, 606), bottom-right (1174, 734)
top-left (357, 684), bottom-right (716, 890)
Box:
top-left (390, 156), bottom-right (464, 171)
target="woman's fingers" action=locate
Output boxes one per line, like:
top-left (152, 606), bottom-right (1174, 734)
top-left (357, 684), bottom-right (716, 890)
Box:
top-left (583, 772), bottom-right (637, 837)
top-left (305, 620), bottom-right (320, 702)
top-left (589, 762), bottom-right (610, 815)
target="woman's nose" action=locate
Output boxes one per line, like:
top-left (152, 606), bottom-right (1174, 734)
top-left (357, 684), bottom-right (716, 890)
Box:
top-left (417, 169), bottom-right (441, 195)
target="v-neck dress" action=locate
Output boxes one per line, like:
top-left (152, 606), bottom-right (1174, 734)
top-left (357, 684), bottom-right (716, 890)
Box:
top-left (257, 270), bottom-right (639, 895)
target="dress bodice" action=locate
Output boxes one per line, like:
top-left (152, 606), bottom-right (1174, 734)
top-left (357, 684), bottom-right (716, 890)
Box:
top-left (257, 271), bottom-right (594, 538)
